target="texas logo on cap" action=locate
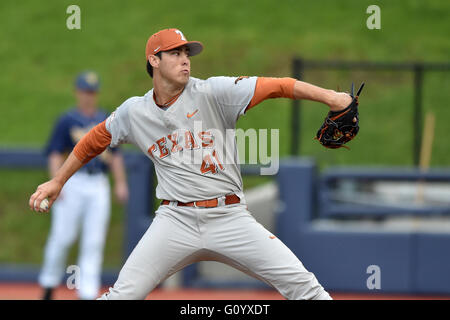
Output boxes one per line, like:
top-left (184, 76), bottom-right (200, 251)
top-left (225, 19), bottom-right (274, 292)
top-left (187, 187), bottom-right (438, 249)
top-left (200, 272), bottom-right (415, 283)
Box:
top-left (145, 28), bottom-right (203, 60)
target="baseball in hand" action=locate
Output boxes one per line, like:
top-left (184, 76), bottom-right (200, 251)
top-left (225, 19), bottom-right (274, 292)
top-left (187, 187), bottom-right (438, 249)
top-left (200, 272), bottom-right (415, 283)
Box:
top-left (34, 198), bottom-right (49, 212)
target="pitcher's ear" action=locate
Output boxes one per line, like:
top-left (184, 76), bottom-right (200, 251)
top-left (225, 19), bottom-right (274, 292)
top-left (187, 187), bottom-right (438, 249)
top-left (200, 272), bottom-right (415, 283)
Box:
top-left (148, 54), bottom-right (160, 68)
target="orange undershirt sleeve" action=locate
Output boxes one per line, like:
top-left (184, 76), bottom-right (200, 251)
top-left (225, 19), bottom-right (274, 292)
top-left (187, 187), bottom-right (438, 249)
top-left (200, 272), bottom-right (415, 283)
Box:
top-left (246, 77), bottom-right (297, 112)
top-left (73, 120), bottom-right (112, 164)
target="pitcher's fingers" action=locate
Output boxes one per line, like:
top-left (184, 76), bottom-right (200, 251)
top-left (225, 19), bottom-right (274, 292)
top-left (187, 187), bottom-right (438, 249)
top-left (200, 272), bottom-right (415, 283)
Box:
top-left (29, 190), bottom-right (41, 210)
top-left (48, 197), bottom-right (57, 210)
top-left (34, 192), bottom-right (48, 212)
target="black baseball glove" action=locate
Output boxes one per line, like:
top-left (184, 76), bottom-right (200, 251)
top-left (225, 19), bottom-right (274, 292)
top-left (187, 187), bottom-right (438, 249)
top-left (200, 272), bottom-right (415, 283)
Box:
top-left (315, 82), bottom-right (365, 149)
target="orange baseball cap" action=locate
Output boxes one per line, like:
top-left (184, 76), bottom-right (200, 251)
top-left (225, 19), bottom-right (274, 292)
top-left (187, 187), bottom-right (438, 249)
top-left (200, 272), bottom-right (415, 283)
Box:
top-left (145, 28), bottom-right (203, 59)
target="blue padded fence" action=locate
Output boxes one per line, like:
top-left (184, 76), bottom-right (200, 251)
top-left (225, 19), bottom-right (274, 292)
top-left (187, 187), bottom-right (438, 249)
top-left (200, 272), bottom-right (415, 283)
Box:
top-left (319, 167), bottom-right (450, 217)
top-left (276, 159), bottom-right (450, 294)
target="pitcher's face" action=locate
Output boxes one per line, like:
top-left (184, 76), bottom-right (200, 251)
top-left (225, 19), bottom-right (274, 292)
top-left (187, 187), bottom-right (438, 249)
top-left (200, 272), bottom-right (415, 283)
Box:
top-left (152, 45), bottom-right (191, 86)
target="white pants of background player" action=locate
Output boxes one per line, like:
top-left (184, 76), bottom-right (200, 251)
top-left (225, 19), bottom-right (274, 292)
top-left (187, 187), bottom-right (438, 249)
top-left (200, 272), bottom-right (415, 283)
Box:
top-left (39, 171), bottom-right (111, 300)
top-left (100, 197), bottom-right (331, 300)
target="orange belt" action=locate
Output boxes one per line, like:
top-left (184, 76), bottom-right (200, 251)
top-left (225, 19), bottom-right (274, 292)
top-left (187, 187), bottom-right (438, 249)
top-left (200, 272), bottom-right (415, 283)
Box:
top-left (161, 194), bottom-right (240, 208)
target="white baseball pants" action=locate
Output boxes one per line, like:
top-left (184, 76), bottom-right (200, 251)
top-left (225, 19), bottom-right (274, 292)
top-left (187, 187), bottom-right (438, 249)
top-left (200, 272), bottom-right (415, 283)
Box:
top-left (100, 201), bottom-right (331, 300)
top-left (39, 171), bottom-right (111, 300)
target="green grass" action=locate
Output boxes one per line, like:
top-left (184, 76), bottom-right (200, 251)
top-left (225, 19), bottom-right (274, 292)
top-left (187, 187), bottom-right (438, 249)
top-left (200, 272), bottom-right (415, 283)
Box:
top-left (0, 0), bottom-right (449, 265)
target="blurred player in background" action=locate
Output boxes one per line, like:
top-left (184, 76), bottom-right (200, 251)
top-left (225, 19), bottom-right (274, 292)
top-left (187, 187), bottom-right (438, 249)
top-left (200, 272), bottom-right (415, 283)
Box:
top-left (38, 71), bottom-right (129, 300)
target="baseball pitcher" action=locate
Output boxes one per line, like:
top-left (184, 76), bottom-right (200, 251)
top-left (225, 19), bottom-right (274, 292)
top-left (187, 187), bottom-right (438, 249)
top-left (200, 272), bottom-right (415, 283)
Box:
top-left (30, 29), bottom-right (362, 300)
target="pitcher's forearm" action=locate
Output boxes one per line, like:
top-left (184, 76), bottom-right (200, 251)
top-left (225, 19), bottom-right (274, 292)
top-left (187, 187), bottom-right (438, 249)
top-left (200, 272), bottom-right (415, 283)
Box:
top-left (293, 81), bottom-right (335, 106)
top-left (53, 152), bottom-right (83, 185)
top-left (293, 80), bottom-right (353, 111)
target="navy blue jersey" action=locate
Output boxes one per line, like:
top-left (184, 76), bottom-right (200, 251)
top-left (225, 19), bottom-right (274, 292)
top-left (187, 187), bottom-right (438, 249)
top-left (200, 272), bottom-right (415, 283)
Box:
top-left (45, 107), bottom-right (117, 174)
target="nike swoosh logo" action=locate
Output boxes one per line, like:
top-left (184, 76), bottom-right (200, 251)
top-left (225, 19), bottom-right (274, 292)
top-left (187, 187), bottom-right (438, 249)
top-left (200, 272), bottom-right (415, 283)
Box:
top-left (187, 109), bottom-right (199, 118)
top-left (269, 235), bottom-right (276, 239)
top-left (154, 46), bottom-right (161, 52)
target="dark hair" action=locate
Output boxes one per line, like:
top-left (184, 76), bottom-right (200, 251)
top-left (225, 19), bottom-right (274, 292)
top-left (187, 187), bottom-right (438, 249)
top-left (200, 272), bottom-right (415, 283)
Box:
top-left (146, 52), bottom-right (162, 78)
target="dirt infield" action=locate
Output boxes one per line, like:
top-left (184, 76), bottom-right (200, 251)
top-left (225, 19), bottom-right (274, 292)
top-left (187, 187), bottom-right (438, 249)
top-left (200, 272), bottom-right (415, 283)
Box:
top-left (0, 284), bottom-right (284, 300)
top-left (1, 283), bottom-right (450, 300)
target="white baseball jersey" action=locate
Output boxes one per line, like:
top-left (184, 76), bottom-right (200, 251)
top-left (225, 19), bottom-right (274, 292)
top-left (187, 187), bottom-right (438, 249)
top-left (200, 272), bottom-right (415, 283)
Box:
top-left (106, 76), bottom-right (257, 202)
